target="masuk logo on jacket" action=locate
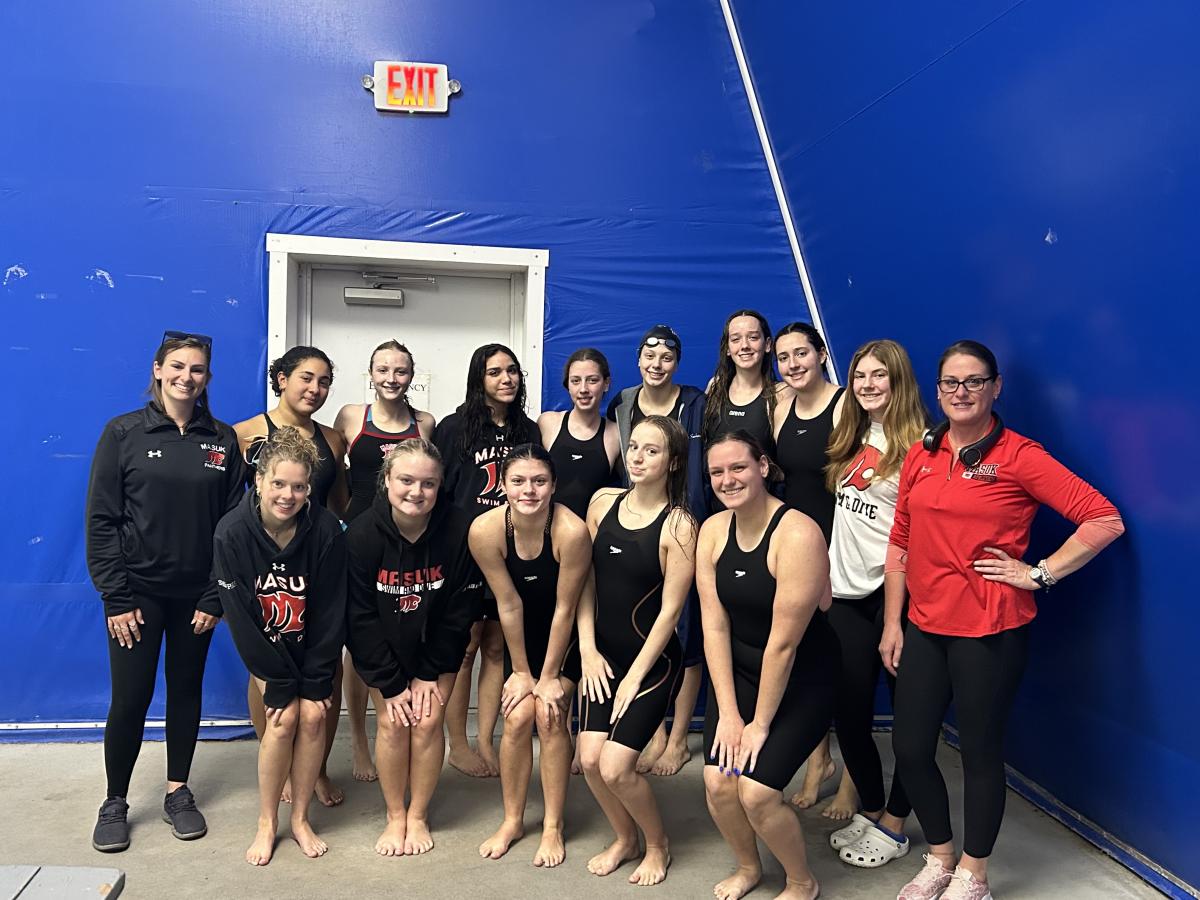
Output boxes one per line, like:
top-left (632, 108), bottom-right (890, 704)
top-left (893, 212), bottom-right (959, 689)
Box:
top-left (256, 568), bottom-right (307, 640)
top-left (376, 565), bottom-right (446, 613)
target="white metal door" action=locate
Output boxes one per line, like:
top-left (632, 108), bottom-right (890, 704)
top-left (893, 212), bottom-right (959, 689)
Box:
top-left (308, 266), bottom-right (516, 423)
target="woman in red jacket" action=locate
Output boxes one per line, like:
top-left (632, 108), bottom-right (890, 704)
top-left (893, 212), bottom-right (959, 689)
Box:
top-left (882, 341), bottom-right (1124, 900)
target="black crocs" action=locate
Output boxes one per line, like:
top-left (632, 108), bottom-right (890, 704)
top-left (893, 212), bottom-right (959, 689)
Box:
top-left (162, 785), bottom-right (207, 840)
top-left (92, 796), bottom-right (130, 852)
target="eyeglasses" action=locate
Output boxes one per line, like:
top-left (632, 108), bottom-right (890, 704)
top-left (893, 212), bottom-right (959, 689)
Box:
top-left (643, 336), bottom-right (678, 350)
top-left (936, 375), bottom-right (995, 394)
top-left (161, 330), bottom-right (213, 348)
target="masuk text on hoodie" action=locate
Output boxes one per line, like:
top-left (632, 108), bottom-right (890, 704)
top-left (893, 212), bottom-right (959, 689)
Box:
top-left (345, 492), bottom-right (483, 698)
top-left (204, 491), bottom-right (347, 710)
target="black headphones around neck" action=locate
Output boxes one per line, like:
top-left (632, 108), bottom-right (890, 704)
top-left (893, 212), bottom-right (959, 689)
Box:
top-left (922, 414), bottom-right (1005, 468)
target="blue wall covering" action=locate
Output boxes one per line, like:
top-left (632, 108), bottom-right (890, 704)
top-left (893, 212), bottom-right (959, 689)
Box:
top-left (0, 1), bottom-right (809, 726)
top-left (729, 0), bottom-right (1199, 887)
top-left (2, 0), bottom-right (1195, 887)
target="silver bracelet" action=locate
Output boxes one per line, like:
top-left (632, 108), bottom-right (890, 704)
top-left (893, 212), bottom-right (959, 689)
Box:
top-left (1037, 560), bottom-right (1058, 587)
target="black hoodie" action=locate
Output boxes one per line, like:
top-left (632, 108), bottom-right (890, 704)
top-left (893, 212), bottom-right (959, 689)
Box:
top-left (432, 410), bottom-right (540, 521)
top-left (206, 491), bottom-right (347, 709)
top-left (345, 492), bottom-right (482, 698)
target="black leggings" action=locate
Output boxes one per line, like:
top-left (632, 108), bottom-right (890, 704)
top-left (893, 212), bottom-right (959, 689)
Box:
top-left (828, 589), bottom-right (910, 817)
top-left (891, 623), bottom-right (1029, 858)
top-left (104, 595), bottom-right (214, 798)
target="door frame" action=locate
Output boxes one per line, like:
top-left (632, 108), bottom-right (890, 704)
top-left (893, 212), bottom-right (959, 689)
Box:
top-left (264, 233), bottom-right (549, 413)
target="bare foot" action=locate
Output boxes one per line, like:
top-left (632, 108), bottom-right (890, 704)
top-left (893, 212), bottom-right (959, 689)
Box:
top-left (532, 826), bottom-right (565, 867)
top-left (281, 777), bottom-right (293, 804)
top-left (479, 819), bottom-right (525, 860)
top-left (637, 726), bottom-right (668, 774)
top-left (587, 837), bottom-right (640, 876)
top-left (448, 744), bottom-right (492, 778)
top-left (774, 876), bottom-right (819, 900)
top-left (650, 741), bottom-right (691, 776)
top-left (820, 768), bottom-right (857, 820)
top-left (245, 819), bottom-right (277, 866)
top-left (315, 773), bottom-right (345, 807)
top-left (714, 865), bottom-right (762, 900)
top-left (404, 815), bottom-right (435, 855)
top-left (352, 741), bottom-right (378, 782)
top-left (477, 742), bottom-right (501, 777)
top-left (290, 817), bottom-right (329, 858)
top-left (374, 815), bottom-right (406, 856)
top-left (789, 759), bottom-right (835, 809)
top-left (629, 844), bottom-right (671, 886)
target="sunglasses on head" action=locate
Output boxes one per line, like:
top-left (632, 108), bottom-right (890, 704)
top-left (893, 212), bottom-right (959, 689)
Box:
top-left (161, 330), bottom-right (213, 348)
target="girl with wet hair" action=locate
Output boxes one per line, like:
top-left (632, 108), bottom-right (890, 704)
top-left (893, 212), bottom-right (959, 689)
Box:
top-left (334, 339), bottom-right (435, 783)
top-left (703, 310), bottom-right (784, 458)
top-left (577, 415), bottom-right (697, 887)
top-left (208, 427), bottom-right (347, 865)
top-left (434, 343), bottom-right (541, 779)
top-left (538, 348), bottom-right (621, 520)
top-left (771, 321), bottom-right (846, 809)
top-left (233, 344), bottom-right (349, 806)
top-left (469, 443), bottom-right (591, 867)
top-left (346, 439), bottom-right (483, 857)
top-left (699, 428), bottom-right (838, 900)
top-left (87, 331), bottom-right (246, 854)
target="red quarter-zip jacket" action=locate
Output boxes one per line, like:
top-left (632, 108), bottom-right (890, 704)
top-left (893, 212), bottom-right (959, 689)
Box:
top-left (889, 425), bottom-right (1121, 637)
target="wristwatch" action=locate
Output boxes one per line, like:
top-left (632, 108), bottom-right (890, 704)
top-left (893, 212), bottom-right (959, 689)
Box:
top-left (1028, 565), bottom-right (1048, 590)
top-left (1028, 560), bottom-right (1057, 590)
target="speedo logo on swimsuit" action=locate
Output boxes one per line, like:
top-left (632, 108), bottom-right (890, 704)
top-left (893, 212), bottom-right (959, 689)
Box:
top-left (962, 463), bottom-right (1000, 483)
top-left (734, 570), bottom-right (746, 578)
top-left (608, 546), bottom-right (622, 554)
top-left (523, 575), bottom-right (538, 582)
top-left (571, 454), bottom-right (583, 460)
top-left (796, 429), bottom-right (808, 436)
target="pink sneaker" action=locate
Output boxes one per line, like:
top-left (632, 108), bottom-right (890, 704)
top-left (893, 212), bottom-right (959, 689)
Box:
top-left (942, 867), bottom-right (993, 900)
top-left (896, 854), bottom-right (955, 900)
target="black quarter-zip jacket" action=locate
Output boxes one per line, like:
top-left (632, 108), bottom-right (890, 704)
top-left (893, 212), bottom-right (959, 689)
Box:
top-left (345, 493), bottom-right (482, 698)
top-left (86, 403), bottom-right (247, 616)
top-left (205, 491), bottom-right (346, 709)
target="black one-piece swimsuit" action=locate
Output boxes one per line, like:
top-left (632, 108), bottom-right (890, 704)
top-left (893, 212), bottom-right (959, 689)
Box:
top-left (702, 505), bottom-right (839, 790)
top-left (501, 504), bottom-right (581, 683)
top-left (580, 493), bottom-right (683, 751)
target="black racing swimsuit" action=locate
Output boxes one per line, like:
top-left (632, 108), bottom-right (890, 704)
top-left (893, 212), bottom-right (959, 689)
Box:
top-left (702, 505), bottom-right (838, 791)
top-left (775, 387), bottom-right (844, 544)
top-left (706, 395), bottom-right (775, 457)
top-left (581, 493), bottom-right (683, 751)
top-left (246, 414), bottom-right (339, 509)
top-left (346, 405), bottom-right (421, 522)
top-left (547, 412), bottom-right (611, 520)
top-left (501, 505), bottom-right (581, 682)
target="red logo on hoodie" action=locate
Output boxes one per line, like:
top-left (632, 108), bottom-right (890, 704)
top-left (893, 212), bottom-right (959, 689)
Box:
top-left (259, 591), bottom-right (306, 637)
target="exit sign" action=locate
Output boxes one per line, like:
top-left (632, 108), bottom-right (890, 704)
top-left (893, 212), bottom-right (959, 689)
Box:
top-left (370, 61), bottom-right (450, 113)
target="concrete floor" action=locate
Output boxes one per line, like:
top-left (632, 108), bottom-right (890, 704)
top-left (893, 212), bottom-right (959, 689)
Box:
top-left (0, 729), bottom-right (1162, 900)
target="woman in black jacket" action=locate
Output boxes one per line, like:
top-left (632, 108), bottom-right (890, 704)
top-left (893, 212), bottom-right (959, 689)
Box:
top-left (208, 426), bottom-right (347, 865)
top-left (346, 439), bottom-right (483, 857)
top-left (85, 331), bottom-right (246, 853)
